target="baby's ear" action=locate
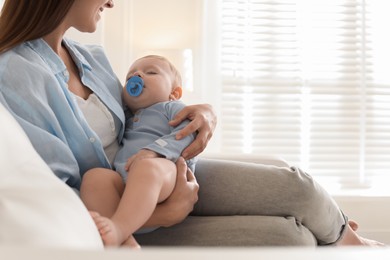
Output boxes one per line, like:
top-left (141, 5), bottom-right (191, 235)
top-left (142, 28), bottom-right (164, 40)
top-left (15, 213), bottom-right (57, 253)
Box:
top-left (170, 87), bottom-right (183, 100)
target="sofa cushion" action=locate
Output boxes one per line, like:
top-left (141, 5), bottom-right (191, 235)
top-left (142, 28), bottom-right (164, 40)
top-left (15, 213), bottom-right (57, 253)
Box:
top-left (0, 103), bottom-right (103, 249)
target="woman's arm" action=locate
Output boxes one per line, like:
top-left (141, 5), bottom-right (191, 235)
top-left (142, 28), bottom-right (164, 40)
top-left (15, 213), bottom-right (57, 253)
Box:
top-left (142, 157), bottom-right (199, 228)
top-left (169, 104), bottom-right (217, 160)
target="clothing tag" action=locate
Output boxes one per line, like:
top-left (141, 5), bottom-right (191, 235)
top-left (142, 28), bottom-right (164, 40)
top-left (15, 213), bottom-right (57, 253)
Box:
top-left (155, 139), bottom-right (168, 147)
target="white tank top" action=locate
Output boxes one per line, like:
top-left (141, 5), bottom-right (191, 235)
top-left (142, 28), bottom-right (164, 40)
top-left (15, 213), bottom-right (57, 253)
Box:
top-left (74, 93), bottom-right (119, 164)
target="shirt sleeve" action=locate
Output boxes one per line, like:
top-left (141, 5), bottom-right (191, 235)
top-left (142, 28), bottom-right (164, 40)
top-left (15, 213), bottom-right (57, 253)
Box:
top-left (143, 101), bottom-right (196, 162)
top-left (0, 91), bottom-right (83, 189)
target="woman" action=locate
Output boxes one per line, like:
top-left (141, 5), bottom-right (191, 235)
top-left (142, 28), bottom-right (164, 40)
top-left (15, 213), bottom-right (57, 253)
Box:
top-left (0, 0), bottom-right (382, 247)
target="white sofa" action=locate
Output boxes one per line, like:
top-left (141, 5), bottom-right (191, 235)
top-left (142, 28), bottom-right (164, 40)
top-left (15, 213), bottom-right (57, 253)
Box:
top-left (0, 103), bottom-right (103, 249)
top-left (2, 245), bottom-right (390, 260)
top-left (2, 99), bottom-right (390, 259)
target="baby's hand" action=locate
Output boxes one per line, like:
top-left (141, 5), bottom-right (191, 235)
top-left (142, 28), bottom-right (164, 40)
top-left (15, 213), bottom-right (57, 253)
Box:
top-left (124, 149), bottom-right (160, 171)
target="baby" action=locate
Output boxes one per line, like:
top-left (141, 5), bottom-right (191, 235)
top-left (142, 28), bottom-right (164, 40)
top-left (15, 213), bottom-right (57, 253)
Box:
top-left (80, 55), bottom-right (197, 248)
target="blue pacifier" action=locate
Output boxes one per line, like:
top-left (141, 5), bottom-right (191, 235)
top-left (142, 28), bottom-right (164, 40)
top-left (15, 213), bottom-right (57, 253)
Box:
top-left (126, 76), bottom-right (144, 97)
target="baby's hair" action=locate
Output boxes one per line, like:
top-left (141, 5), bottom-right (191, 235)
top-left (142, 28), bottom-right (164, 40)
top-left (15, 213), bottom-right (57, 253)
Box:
top-left (140, 55), bottom-right (182, 86)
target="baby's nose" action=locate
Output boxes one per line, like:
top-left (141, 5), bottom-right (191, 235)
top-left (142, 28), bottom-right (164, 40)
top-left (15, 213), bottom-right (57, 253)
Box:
top-left (133, 72), bottom-right (142, 78)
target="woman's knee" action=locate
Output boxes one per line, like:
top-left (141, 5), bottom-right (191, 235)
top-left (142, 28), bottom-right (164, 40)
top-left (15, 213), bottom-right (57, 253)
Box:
top-left (286, 166), bottom-right (331, 212)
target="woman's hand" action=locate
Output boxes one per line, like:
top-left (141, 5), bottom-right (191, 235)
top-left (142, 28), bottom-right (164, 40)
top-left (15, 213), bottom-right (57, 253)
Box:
top-left (169, 104), bottom-right (217, 160)
top-left (143, 157), bottom-right (199, 228)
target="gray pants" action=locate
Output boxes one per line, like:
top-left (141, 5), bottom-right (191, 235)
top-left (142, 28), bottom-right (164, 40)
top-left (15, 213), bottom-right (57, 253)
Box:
top-left (135, 158), bottom-right (347, 246)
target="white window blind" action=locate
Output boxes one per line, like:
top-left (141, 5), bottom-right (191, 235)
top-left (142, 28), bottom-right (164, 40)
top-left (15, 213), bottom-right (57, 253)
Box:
top-left (218, 0), bottom-right (390, 189)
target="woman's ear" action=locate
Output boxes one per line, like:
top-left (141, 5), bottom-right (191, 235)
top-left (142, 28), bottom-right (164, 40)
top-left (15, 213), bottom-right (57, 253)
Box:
top-left (170, 87), bottom-right (183, 101)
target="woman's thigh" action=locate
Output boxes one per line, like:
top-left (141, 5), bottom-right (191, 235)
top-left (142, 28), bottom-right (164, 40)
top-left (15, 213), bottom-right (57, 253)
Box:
top-left (134, 215), bottom-right (317, 246)
top-left (192, 158), bottom-right (346, 244)
top-left (193, 159), bottom-right (321, 215)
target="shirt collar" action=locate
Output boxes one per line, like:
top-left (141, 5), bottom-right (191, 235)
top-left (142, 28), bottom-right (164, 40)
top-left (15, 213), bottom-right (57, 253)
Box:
top-left (25, 38), bottom-right (66, 75)
top-left (62, 38), bottom-right (92, 72)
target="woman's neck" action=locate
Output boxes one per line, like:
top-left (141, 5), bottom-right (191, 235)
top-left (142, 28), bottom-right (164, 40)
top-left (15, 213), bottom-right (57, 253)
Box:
top-left (42, 26), bottom-right (68, 55)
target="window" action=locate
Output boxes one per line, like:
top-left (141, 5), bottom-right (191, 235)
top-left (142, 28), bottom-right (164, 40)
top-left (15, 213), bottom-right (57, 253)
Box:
top-left (204, 0), bottom-right (390, 192)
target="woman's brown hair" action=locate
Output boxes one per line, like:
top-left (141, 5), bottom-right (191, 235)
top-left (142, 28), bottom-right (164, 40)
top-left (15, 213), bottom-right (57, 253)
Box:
top-left (0, 0), bottom-right (75, 53)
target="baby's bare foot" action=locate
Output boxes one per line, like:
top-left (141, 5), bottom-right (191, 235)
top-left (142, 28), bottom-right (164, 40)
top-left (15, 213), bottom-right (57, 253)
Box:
top-left (89, 211), bottom-right (122, 247)
top-left (122, 235), bottom-right (141, 249)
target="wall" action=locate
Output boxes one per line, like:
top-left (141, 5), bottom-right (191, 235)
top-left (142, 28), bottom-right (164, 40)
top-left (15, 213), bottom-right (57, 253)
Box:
top-left (129, 0), bottom-right (202, 53)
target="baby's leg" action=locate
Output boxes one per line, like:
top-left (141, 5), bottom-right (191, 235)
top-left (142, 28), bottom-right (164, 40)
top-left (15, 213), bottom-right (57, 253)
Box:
top-left (102, 158), bottom-right (177, 246)
top-left (80, 168), bottom-right (125, 218)
top-left (122, 235), bottom-right (141, 249)
top-left (89, 211), bottom-right (140, 249)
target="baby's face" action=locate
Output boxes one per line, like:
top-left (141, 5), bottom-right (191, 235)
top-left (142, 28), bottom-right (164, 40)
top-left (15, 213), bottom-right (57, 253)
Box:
top-left (123, 57), bottom-right (176, 113)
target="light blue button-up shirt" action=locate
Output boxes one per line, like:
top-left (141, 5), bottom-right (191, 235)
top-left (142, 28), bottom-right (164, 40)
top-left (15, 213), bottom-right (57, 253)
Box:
top-left (0, 38), bottom-right (125, 190)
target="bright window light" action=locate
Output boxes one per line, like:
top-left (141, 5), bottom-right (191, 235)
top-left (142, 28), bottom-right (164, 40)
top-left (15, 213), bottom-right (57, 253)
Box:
top-left (214, 0), bottom-right (390, 193)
